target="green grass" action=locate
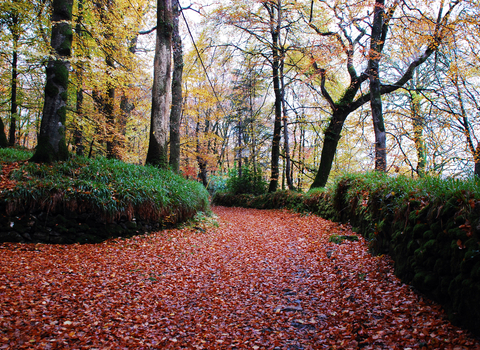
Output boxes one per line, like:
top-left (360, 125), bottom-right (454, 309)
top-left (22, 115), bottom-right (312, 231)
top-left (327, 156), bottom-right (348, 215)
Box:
top-left (2, 154), bottom-right (210, 225)
top-left (0, 147), bottom-right (33, 162)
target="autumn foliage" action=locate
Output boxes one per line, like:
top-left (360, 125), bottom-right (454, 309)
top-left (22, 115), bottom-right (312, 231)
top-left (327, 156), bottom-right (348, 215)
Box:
top-left (0, 206), bottom-right (479, 349)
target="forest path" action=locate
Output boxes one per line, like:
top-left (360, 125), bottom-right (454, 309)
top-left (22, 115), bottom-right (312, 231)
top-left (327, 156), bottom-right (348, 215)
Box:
top-left (0, 206), bottom-right (479, 349)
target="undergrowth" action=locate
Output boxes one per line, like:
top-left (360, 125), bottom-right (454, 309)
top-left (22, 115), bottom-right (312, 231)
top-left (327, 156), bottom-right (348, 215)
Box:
top-left (0, 147), bottom-right (33, 163)
top-left (1, 152), bottom-right (210, 225)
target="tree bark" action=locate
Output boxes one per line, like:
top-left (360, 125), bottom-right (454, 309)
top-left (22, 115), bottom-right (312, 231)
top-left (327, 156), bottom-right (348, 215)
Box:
top-left (146, 0), bottom-right (173, 168)
top-left (9, 13), bottom-right (19, 146)
top-left (475, 143), bottom-right (480, 178)
top-left (74, 72), bottom-right (84, 156)
top-left (73, 0), bottom-right (85, 156)
top-left (169, 0), bottom-right (183, 172)
top-left (31, 0), bottom-right (73, 163)
top-left (281, 54), bottom-right (293, 190)
top-left (410, 92), bottom-right (426, 176)
top-left (369, 0), bottom-right (386, 172)
top-left (105, 55), bottom-right (116, 159)
top-left (267, 1), bottom-right (283, 193)
top-left (0, 116), bottom-right (7, 147)
top-left (310, 108), bottom-right (349, 188)
top-left (196, 120), bottom-right (208, 187)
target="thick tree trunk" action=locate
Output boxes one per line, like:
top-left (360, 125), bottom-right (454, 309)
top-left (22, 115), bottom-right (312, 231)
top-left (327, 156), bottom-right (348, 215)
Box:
top-left (31, 0), bottom-right (73, 163)
top-left (146, 0), bottom-right (173, 168)
top-left (369, 0), bottom-right (386, 172)
top-left (310, 109), bottom-right (348, 188)
top-left (9, 16), bottom-right (19, 146)
top-left (169, 1), bottom-right (183, 172)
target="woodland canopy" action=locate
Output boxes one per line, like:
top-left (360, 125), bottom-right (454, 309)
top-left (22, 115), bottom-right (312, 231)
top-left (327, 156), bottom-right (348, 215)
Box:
top-left (1, 0), bottom-right (480, 191)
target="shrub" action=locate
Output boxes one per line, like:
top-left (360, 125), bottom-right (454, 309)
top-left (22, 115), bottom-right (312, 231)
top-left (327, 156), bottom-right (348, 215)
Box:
top-left (225, 164), bottom-right (267, 196)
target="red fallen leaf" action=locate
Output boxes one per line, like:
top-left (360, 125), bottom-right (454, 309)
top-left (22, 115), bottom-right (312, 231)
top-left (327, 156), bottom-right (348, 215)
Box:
top-left (457, 239), bottom-right (466, 249)
top-left (0, 206), bottom-right (479, 348)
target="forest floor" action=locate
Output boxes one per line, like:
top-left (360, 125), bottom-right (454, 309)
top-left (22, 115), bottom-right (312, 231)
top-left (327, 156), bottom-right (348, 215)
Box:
top-left (0, 206), bottom-right (479, 349)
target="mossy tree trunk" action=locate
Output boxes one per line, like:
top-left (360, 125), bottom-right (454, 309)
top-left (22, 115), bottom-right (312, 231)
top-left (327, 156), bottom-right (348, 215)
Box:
top-left (169, 0), bottom-right (183, 173)
top-left (146, 0), bottom-right (173, 168)
top-left (31, 0), bottom-right (73, 163)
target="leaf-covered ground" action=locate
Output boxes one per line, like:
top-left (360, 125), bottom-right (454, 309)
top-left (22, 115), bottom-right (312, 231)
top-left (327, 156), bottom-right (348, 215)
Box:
top-left (1, 206), bottom-right (479, 349)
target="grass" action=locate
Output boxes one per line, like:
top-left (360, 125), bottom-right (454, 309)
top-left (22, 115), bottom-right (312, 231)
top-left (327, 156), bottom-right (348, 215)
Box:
top-left (0, 147), bottom-right (33, 162)
top-left (1, 149), bottom-right (210, 225)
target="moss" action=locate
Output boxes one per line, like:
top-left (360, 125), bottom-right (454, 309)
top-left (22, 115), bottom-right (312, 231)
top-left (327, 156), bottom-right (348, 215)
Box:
top-left (434, 259), bottom-right (450, 276)
top-left (58, 24), bottom-right (73, 56)
top-left (31, 136), bottom-right (55, 163)
top-left (470, 261), bottom-right (480, 281)
top-left (45, 80), bottom-right (59, 97)
top-left (53, 61), bottom-right (69, 88)
top-left (423, 230), bottom-right (435, 240)
top-left (423, 239), bottom-right (437, 251)
top-left (424, 273), bottom-right (438, 290)
top-left (413, 223), bottom-right (428, 237)
top-left (61, 91), bottom-right (69, 101)
top-left (430, 222), bottom-right (441, 234)
top-left (57, 136), bottom-right (69, 160)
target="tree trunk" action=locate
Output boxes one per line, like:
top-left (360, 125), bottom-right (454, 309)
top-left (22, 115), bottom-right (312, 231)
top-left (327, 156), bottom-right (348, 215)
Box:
top-left (169, 0), bottom-right (183, 172)
top-left (369, 0), bottom-right (386, 172)
top-left (146, 0), bottom-right (173, 168)
top-left (0, 117), bottom-right (7, 148)
top-left (475, 143), bottom-right (480, 178)
top-left (31, 0), bottom-right (73, 163)
top-left (237, 119), bottom-right (242, 177)
top-left (310, 109), bottom-right (348, 188)
top-left (267, 1), bottom-right (282, 193)
top-left (196, 120), bottom-right (208, 187)
top-left (74, 73), bottom-right (84, 156)
top-left (9, 14), bottom-right (19, 146)
top-left (281, 55), bottom-right (293, 190)
top-left (411, 92), bottom-right (426, 176)
top-left (73, 0), bottom-right (85, 156)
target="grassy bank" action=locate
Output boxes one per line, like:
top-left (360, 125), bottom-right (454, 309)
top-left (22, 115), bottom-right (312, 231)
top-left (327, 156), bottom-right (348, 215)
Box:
top-left (0, 149), bottom-right (210, 243)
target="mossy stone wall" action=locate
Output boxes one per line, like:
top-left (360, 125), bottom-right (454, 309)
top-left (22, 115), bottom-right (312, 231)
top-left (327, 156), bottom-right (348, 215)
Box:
top-left (213, 178), bottom-right (480, 336)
